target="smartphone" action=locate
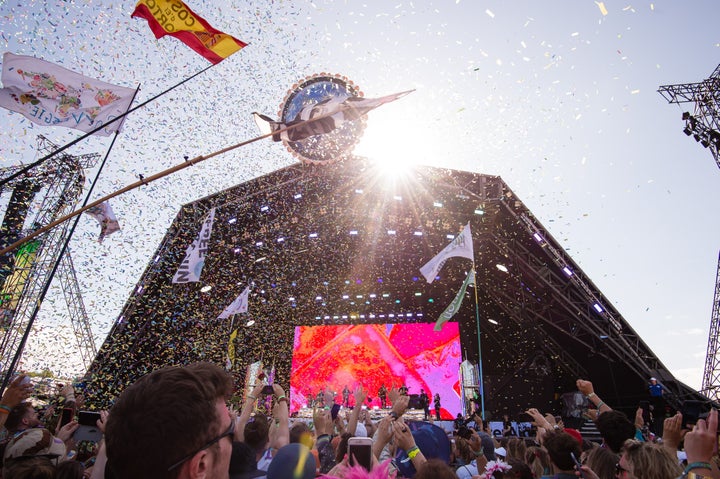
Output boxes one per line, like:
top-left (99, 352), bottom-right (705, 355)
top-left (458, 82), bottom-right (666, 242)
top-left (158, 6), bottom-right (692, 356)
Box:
top-left (570, 451), bottom-right (584, 478)
top-left (60, 407), bottom-right (75, 428)
top-left (262, 385), bottom-right (274, 395)
top-left (73, 411), bottom-right (103, 443)
top-left (681, 400), bottom-right (706, 429)
top-left (348, 436), bottom-right (373, 471)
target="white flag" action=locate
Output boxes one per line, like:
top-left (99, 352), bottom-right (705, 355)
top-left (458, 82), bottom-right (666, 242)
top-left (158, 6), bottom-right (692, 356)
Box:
top-left (172, 208), bottom-right (215, 284)
top-left (253, 89), bottom-right (413, 142)
top-left (85, 201), bottom-right (120, 242)
top-left (0, 53), bottom-right (135, 136)
top-left (218, 286), bottom-right (250, 319)
top-left (420, 222), bottom-right (474, 283)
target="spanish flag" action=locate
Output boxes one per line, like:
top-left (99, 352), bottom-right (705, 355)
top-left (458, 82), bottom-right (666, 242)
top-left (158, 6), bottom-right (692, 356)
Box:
top-left (132, 0), bottom-right (246, 64)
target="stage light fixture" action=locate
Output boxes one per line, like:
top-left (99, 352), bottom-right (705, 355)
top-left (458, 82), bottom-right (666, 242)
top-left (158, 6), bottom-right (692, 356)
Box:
top-left (387, 230), bottom-right (396, 235)
top-left (309, 233), bottom-right (318, 238)
top-left (413, 231), bottom-right (423, 236)
top-left (683, 126), bottom-right (693, 136)
top-left (701, 137), bottom-right (711, 148)
top-left (446, 234), bottom-right (454, 239)
top-left (288, 297), bottom-right (295, 302)
top-left (349, 230), bottom-right (358, 235)
top-left (260, 206), bottom-right (269, 212)
top-left (474, 209), bottom-right (485, 215)
top-left (277, 237), bottom-right (285, 242)
top-left (682, 111), bottom-right (691, 120)
top-left (315, 296), bottom-right (322, 301)
top-left (382, 293), bottom-right (390, 297)
top-left (562, 266), bottom-right (573, 277)
top-left (593, 303), bottom-right (603, 313)
top-left (433, 201), bottom-right (443, 207)
top-left (488, 319), bottom-right (499, 325)
top-left (369, 294), bottom-right (377, 298)
top-left (342, 294), bottom-right (349, 299)
top-left (200, 285), bottom-right (212, 293)
top-left (255, 241), bottom-right (263, 246)
top-left (694, 134), bottom-right (702, 142)
top-left (293, 193), bottom-right (302, 199)
top-left (228, 218), bottom-right (237, 224)
top-left (414, 292), bottom-right (422, 296)
top-left (533, 232), bottom-right (544, 242)
top-left (254, 257), bottom-right (266, 263)
top-left (394, 195), bottom-right (403, 201)
top-left (496, 264), bottom-right (509, 272)
top-left (355, 189), bottom-right (363, 194)
top-left (245, 320), bottom-right (255, 327)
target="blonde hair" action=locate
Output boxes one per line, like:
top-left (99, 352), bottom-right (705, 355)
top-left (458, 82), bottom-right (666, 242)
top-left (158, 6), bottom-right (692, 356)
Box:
top-left (525, 446), bottom-right (552, 479)
top-left (622, 440), bottom-right (682, 479)
top-left (506, 437), bottom-right (527, 462)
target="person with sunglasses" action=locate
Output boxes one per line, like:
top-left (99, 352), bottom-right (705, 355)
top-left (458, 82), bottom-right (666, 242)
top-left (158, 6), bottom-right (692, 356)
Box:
top-left (104, 362), bottom-right (234, 479)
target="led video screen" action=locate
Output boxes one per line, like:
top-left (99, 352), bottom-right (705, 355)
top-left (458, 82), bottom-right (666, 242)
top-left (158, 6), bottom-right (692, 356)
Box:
top-left (289, 323), bottom-right (461, 419)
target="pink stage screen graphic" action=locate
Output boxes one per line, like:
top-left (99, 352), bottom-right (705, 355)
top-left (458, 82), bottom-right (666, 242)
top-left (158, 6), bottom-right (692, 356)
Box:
top-left (289, 323), bottom-right (461, 419)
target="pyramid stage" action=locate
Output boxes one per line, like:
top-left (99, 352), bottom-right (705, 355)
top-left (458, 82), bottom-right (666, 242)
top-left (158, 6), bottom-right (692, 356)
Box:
top-left (83, 157), bottom-right (705, 418)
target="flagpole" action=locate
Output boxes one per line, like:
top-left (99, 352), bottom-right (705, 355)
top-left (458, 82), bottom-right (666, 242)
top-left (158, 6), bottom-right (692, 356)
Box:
top-left (0, 87), bottom-right (139, 393)
top-left (471, 265), bottom-right (486, 421)
top-left (0, 64), bottom-right (215, 188)
top-left (0, 94), bottom-right (408, 258)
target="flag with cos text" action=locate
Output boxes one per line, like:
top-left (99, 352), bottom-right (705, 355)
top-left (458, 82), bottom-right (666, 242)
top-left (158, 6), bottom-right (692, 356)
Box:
top-left (172, 207), bottom-right (215, 283)
top-left (85, 201), bottom-right (121, 242)
top-left (132, 0), bottom-right (247, 64)
top-left (420, 222), bottom-right (474, 283)
top-left (217, 286), bottom-right (250, 319)
top-left (0, 53), bottom-right (135, 136)
top-left (434, 269), bottom-right (475, 331)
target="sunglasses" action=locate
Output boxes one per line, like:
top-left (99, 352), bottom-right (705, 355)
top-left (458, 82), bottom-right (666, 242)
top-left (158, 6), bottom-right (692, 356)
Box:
top-left (167, 418), bottom-right (235, 471)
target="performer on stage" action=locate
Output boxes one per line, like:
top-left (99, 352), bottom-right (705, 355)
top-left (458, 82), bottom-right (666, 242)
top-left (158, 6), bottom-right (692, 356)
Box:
top-left (434, 392), bottom-right (441, 420)
top-left (419, 388), bottom-right (430, 420)
top-left (342, 385), bottom-right (350, 407)
top-left (378, 384), bottom-right (388, 409)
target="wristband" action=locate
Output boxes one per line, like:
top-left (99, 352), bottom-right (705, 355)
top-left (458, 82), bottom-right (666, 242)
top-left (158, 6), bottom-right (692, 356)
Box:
top-left (277, 396), bottom-right (288, 404)
top-left (248, 395), bottom-right (257, 401)
top-left (407, 446), bottom-right (420, 460)
top-left (389, 411), bottom-right (399, 420)
top-left (0, 404), bottom-right (12, 414)
top-left (684, 462), bottom-right (713, 476)
top-left (687, 473), bottom-right (710, 479)
top-left (586, 392), bottom-right (596, 398)
top-left (596, 400), bottom-right (605, 409)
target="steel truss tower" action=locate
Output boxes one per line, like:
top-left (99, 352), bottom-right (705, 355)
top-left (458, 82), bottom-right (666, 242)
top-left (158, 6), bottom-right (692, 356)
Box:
top-left (701, 252), bottom-right (720, 401)
top-left (0, 136), bottom-right (99, 378)
top-left (658, 64), bottom-right (720, 169)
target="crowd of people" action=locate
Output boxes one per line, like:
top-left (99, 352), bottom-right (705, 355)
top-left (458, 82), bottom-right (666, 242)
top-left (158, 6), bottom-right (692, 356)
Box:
top-left (0, 365), bottom-right (717, 479)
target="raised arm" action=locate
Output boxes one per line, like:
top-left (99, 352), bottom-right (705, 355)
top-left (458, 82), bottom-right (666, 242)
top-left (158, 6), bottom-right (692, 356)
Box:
top-left (576, 379), bottom-right (612, 416)
top-left (0, 374), bottom-right (33, 430)
top-left (346, 385), bottom-right (367, 436)
top-left (235, 381), bottom-right (265, 443)
top-left (268, 383), bottom-right (289, 450)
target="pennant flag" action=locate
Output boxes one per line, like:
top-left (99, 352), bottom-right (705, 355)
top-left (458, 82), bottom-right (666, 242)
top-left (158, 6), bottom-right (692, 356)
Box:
top-left (132, 0), bottom-right (247, 64)
top-left (85, 201), bottom-right (121, 242)
top-left (0, 53), bottom-right (135, 136)
top-left (217, 285), bottom-right (250, 319)
top-left (226, 328), bottom-right (238, 370)
top-left (434, 269), bottom-right (475, 331)
top-left (253, 89), bottom-right (413, 142)
top-left (420, 222), bottom-right (474, 283)
top-left (172, 207), bottom-right (215, 283)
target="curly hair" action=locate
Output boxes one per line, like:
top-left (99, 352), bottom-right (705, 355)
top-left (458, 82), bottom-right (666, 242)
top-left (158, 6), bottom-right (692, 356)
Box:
top-left (621, 440), bottom-right (682, 479)
top-left (595, 411), bottom-right (635, 453)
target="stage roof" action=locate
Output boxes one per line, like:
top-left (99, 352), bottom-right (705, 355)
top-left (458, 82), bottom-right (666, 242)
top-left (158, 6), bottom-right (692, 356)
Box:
top-left (86, 157), bottom-right (704, 414)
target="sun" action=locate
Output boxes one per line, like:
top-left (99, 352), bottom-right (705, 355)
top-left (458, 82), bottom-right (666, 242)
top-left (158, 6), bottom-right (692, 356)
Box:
top-left (353, 100), bottom-right (425, 177)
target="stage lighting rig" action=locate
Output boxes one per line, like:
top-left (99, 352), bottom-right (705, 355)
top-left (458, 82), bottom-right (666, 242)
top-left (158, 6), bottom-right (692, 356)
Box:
top-left (659, 64), bottom-right (720, 169)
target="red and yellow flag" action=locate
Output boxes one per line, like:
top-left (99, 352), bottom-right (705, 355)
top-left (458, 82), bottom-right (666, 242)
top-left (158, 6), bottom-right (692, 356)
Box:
top-left (132, 0), bottom-right (246, 64)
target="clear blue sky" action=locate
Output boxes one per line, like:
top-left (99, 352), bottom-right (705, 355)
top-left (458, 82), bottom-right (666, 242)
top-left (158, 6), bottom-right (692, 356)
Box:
top-left (1, 1), bottom-right (719, 390)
